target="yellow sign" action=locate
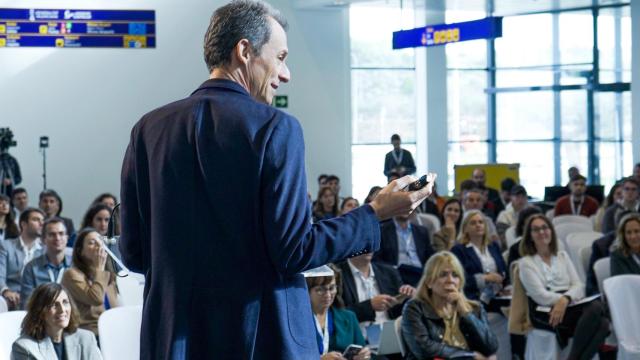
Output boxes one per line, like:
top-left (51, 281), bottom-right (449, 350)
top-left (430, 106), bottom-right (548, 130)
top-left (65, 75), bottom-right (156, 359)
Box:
top-left (123, 35), bottom-right (146, 48)
top-left (454, 163), bottom-right (520, 193)
top-left (0, 24), bottom-right (5, 34)
top-left (433, 28), bottom-right (460, 45)
top-left (0, 38), bottom-right (5, 47)
top-left (55, 38), bottom-right (64, 47)
top-left (39, 25), bottom-right (48, 34)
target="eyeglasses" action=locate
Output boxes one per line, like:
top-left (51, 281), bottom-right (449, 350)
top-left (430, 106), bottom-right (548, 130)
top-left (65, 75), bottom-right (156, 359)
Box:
top-left (313, 285), bottom-right (337, 295)
top-left (531, 225), bottom-right (551, 233)
top-left (623, 187), bottom-right (638, 192)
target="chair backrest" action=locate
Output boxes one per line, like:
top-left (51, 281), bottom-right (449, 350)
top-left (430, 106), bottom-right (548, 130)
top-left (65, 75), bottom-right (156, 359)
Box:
top-left (393, 316), bottom-right (406, 357)
top-left (505, 226), bottom-right (518, 248)
top-left (603, 275), bottom-right (640, 349)
top-left (545, 208), bottom-right (554, 219)
top-left (552, 215), bottom-right (593, 228)
top-left (0, 297), bottom-right (7, 313)
top-left (554, 222), bottom-right (593, 250)
top-left (0, 310), bottom-right (27, 360)
top-left (98, 305), bottom-right (142, 360)
top-left (116, 275), bottom-right (144, 306)
top-left (413, 213), bottom-right (441, 239)
top-left (565, 232), bottom-right (602, 281)
top-left (593, 257), bottom-right (611, 295)
top-left (578, 246), bottom-right (592, 281)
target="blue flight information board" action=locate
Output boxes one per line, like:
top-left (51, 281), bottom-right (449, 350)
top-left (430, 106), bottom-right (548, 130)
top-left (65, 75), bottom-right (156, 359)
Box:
top-left (392, 17), bottom-right (502, 49)
top-left (0, 8), bottom-right (155, 48)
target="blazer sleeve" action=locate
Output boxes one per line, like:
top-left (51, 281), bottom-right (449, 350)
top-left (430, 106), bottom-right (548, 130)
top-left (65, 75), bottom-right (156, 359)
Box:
top-left (451, 245), bottom-right (480, 299)
top-left (459, 306), bottom-right (499, 356)
top-left (261, 116), bottom-right (380, 275)
top-left (403, 150), bottom-right (416, 174)
top-left (401, 300), bottom-right (475, 359)
top-left (19, 263), bottom-right (36, 309)
top-left (0, 242), bottom-right (8, 291)
top-left (383, 153), bottom-right (392, 177)
top-left (62, 268), bottom-right (111, 306)
top-left (119, 126), bottom-right (146, 273)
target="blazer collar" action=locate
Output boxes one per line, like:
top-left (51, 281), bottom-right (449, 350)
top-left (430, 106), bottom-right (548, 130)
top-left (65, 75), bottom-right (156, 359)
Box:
top-left (191, 78), bottom-right (250, 97)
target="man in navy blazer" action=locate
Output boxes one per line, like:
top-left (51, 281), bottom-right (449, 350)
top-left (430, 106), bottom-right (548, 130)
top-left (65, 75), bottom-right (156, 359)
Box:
top-left (119, 1), bottom-right (433, 359)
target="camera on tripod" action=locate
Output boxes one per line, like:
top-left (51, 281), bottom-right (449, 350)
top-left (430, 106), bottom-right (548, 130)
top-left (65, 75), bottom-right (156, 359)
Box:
top-left (0, 128), bottom-right (17, 152)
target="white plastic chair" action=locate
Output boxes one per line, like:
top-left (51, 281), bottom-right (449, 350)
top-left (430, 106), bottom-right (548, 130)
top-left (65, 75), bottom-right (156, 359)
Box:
top-left (412, 213), bottom-right (440, 239)
top-left (554, 223), bottom-right (593, 250)
top-left (0, 310), bottom-right (27, 360)
top-left (116, 275), bottom-right (145, 306)
top-left (98, 305), bottom-right (143, 360)
top-left (0, 297), bottom-right (7, 313)
top-left (525, 329), bottom-right (571, 360)
top-left (393, 316), bottom-right (406, 357)
top-left (552, 215), bottom-right (593, 228)
top-left (603, 275), bottom-right (640, 360)
top-left (546, 208), bottom-right (555, 219)
top-left (593, 257), bottom-right (611, 295)
top-left (565, 232), bottom-right (602, 281)
top-left (505, 226), bottom-right (518, 248)
top-left (579, 246), bottom-right (592, 280)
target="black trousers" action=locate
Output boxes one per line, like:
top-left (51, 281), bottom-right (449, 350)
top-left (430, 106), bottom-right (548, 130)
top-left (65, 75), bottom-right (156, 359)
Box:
top-left (528, 298), bottom-right (610, 360)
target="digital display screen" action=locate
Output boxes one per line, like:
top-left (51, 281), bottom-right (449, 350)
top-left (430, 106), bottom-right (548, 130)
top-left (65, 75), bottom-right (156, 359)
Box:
top-left (0, 8), bottom-right (155, 48)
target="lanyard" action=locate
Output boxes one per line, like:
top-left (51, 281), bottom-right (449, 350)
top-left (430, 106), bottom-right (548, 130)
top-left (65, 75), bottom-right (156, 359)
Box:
top-left (391, 150), bottom-right (403, 165)
top-left (315, 310), bottom-right (333, 354)
top-left (570, 196), bottom-right (584, 215)
top-left (47, 267), bottom-right (65, 284)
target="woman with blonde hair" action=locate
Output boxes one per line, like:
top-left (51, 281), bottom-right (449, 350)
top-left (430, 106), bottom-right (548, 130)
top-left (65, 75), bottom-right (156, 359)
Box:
top-left (401, 251), bottom-right (498, 359)
top-left (610, 212), bottom-right (640, 276)
top-left (451, 210), bottom-right (507, 307)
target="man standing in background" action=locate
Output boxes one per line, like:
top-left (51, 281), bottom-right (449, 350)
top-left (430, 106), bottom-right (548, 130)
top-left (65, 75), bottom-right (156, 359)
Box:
top-left (384, 134), bottom-right (416, 181)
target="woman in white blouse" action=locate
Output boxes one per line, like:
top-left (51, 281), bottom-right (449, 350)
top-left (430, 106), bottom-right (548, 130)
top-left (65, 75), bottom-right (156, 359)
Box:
top-left (518, 214), bottom-right (609, 359)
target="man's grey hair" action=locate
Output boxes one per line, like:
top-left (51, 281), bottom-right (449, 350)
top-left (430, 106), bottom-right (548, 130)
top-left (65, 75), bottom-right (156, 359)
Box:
top-left (204, 0), bottom-right (288, 72)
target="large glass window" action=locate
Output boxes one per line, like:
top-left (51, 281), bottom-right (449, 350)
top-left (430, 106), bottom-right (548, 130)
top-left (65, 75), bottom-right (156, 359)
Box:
top-left (350, 2), bottom-right (416, 201)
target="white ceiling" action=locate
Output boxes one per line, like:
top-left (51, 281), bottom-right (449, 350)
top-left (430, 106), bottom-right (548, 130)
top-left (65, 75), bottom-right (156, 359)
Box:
top-left (293, 0), bottom-right (630, 16)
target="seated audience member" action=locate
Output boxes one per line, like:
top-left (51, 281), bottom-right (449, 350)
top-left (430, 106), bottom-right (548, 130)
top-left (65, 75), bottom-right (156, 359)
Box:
top-left (593, 182), bottom-right (622, 232)
top-left (0, 194), bottom-right (19, 241)
top-left (499, 178), bottom-right (516, 210)
top-left (326, 175), bottom-right (342, 200)
top-left (337, 253), bottom-right (415, 335)
top-left (602, 177), bottom-right (640, 233)
top-left (610, 213), bottom-right (640, 276)
top-left (472, 168), bottom-right (504, 218)
top-left (39, 190), bottom-right (75, 237)
top-left (364, 186), bottom-right (382, 204)
top-left (318, 174), bottom-right (329, 188)
top-left (374, 215), bottom-right (434, 286)
top-left (554, 174), bottom-right (599, 217)
top-left (313, 186), bottom-right (339, 222)
top-left (432, 198), bottom-right (462, 252)
top-left (62, 228), bottom-right (119, 337)
top-left (12, 283), bottom-right (102, 360)
top-left (20, 218), bottom-right (71, 307)
top-left (306, 268), bottom-right (371, 360)
top-left (496, 185), bottom-right (529, 236)
top-left (401, 251), bottom-right (498, 360)
top-left (518, 214), bottom-right (609, 357)
top-left (461, 188), bottom-right (499, 244)
top-left (585, 209), bottom-right (633, 295)
top-left (11, 187), bottom-right (30, 226)
top-left (340, 197), bottom-right (360, 216)
top-left (0, 208), bottom-right (45, 310)
top-left (77, 203), bottom-right (121, 259)
top-left (92, 193), bottom-right (117, 209)
top-left (451, 210), bottom-right (507, 308)
top-left (506, 206), bottom-right (543, 270)
top-left (477, 184), bottom-right (498, 222)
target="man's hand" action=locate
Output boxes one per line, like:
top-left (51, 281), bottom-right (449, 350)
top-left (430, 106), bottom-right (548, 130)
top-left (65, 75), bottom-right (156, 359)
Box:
top-left (484, 272), bottom-right (503, 284)
top-left (353, 347), bottom-right (371, 360)
top-left (398, 285), bottom-right (416, 298)
top-left (2, 289), bottom-right (20, 309)
top-left (369, 174), bottom-right (436, 221)
top-left (321, 352), bottom-right (346, 360)
top-left (2, 178), bottom-right (10, 186)
top-left (370, 294), bottom-right (398, 312)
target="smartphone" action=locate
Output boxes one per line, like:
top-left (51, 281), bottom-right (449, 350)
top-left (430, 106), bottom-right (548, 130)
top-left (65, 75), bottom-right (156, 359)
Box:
top-left (406, 174), bottom-right (430, 191)
top-left (395, 293), bottom-right (409, 302)
top-left (342, 344), bottom-right (363, 360)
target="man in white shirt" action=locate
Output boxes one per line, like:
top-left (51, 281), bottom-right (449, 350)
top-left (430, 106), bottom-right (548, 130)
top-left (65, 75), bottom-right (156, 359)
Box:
top-left (337, 253), bottom-right (415, 339)
top-left (0, 207), bottom-right (44, 309)
top-left (497, 185), bottom-right (529, 234)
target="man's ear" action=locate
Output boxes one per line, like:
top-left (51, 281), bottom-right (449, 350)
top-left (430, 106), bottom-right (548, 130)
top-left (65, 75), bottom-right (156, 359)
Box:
top-left (233, 39), bottom-right (252, 66)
